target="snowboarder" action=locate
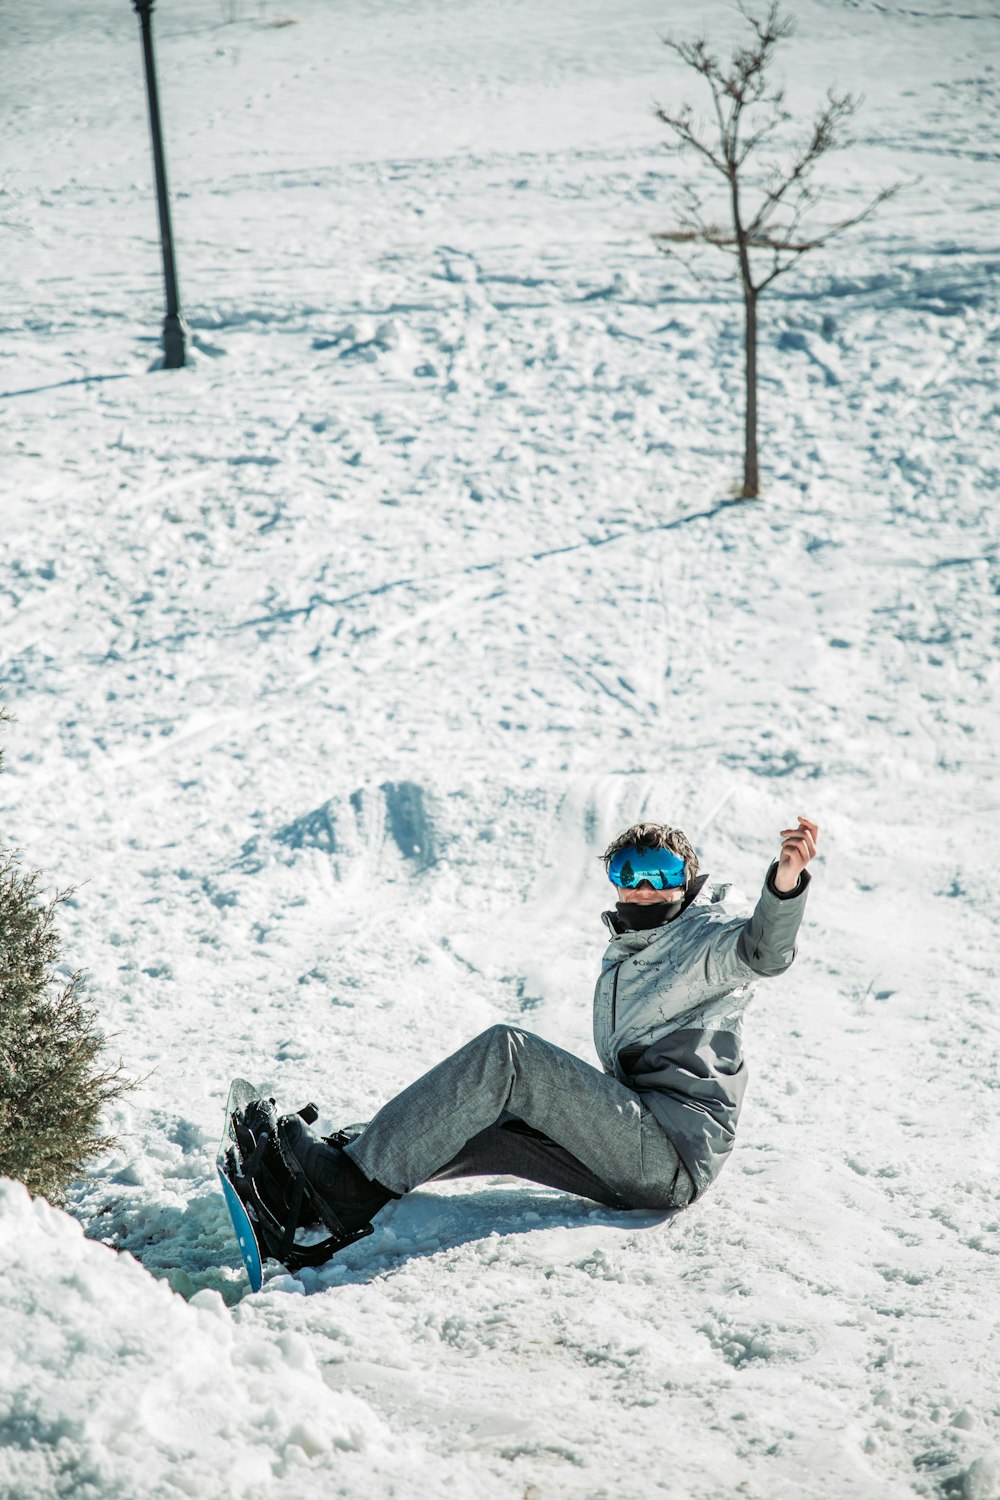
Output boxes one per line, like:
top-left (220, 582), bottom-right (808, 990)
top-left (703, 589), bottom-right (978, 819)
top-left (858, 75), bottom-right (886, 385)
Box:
top-left (238, 815), bottom-right (818, 1265)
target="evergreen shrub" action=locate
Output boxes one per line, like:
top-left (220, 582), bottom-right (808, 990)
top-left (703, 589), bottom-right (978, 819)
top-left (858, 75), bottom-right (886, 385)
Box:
top-left (0, 710), bottom-right (131, 1202)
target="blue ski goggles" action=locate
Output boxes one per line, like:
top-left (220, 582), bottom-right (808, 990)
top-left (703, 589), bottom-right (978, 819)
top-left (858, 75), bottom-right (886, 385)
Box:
top-left (607, 845), bottom-right (687, 890)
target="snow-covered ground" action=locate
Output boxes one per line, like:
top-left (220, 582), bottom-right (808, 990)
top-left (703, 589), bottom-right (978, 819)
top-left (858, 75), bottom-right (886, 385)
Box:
top-left (2, 0), bottom-right (998, 1495)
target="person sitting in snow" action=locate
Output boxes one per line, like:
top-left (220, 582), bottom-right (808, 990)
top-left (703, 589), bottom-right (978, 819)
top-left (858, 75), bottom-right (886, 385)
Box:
top-left (231, 816), bottom-right (818, 1270)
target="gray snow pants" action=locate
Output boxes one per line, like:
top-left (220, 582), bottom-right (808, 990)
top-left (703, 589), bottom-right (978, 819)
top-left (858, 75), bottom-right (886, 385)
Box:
top-left (345, 1024), bottom-right (695, 1211)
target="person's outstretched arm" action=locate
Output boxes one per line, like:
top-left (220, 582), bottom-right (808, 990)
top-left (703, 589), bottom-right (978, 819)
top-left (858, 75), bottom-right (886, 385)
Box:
top-left (736, 816), bottom-right (819, 977)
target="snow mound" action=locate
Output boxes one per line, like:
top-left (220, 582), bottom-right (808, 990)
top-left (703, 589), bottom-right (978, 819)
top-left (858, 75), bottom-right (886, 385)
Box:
top-left (0, 1179), bottom-right (399, 1500)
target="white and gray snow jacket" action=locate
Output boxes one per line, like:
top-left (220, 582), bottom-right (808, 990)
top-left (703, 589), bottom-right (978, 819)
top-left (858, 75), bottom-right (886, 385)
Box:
top-left (594, 863), bottom-right (810, 1198)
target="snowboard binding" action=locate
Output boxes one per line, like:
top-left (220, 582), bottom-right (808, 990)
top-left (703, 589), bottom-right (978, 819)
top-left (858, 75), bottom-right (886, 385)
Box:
top-left (224, 1096), bottom-right (372, 1273)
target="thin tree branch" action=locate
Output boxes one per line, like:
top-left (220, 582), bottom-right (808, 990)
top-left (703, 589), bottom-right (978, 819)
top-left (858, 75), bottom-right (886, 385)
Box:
top-left (735, 88), bottom-right (790, 167)
top-left (737, 1), bottom-right (794, 54)
top-left (653, 103), bottom-right (729, 176)
top-left (654, 227), bottom-right (739, 252)
top-left (652, 235), bottom-right (741, 290)
top-left (747, 89), bottom-right (859, 237)
top-left (674, 179), bottom-right (722, 238)
top-left (753, 182), bottom-right (902, 290)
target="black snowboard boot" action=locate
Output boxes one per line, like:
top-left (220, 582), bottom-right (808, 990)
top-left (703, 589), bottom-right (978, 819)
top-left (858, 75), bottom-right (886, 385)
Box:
top-left (276, 1113), bottom-right (396, 1241)
top-left (229, 1096), bottom-right (320, 1240)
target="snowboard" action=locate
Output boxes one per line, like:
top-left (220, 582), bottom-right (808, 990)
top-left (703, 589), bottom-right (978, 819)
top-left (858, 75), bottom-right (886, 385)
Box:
top-left (217, 1077), bottom-right (266, 1292)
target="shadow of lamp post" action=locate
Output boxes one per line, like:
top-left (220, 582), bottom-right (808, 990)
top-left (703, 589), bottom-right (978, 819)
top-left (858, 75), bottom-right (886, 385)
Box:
top-left (132, 0), bottom-right (188, 368)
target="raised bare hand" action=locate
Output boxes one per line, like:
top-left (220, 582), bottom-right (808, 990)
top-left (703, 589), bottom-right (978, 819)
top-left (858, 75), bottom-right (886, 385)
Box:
top-left (774, 815), bottom-right (819, 892)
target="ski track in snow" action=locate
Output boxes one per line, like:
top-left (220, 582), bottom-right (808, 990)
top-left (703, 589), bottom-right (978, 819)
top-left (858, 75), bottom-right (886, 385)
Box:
top-left (1, 1), bottom-right (998, 1497)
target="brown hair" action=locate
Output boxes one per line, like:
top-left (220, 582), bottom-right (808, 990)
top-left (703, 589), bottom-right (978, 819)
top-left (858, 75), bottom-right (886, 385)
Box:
top-left (600, 822), bottom-right (699, 883)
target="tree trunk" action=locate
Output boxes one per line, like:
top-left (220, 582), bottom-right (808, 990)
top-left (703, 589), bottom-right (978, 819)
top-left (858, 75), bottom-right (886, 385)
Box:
top-left (741, 284), bottom-right (759, 498)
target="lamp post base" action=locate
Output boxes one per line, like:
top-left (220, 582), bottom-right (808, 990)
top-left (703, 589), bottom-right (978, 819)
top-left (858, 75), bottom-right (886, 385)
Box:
top-left (162, 312), bottom-right (189, 369)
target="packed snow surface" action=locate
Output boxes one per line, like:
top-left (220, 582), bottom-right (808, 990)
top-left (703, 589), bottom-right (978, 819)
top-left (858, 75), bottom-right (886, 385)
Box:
top-left (1, 0), bottom-right (998, 1496)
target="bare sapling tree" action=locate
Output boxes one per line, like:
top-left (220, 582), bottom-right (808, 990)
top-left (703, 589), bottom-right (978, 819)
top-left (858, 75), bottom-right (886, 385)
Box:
top-left (653, 3), bottom-right (899, 498)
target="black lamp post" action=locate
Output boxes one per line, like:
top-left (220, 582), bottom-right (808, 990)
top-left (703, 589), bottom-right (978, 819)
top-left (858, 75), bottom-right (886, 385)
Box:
top-left (133, 0), bottom-right (188, 368)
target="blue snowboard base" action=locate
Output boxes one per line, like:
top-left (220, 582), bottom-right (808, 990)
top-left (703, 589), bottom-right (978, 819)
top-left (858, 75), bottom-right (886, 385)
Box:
top-left (217, 1078), bottom-right (266, 1292)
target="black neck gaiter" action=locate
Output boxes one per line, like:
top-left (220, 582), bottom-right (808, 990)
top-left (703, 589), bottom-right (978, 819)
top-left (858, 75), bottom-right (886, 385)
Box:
top-left (614, 900), bottom-right (684, 931)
